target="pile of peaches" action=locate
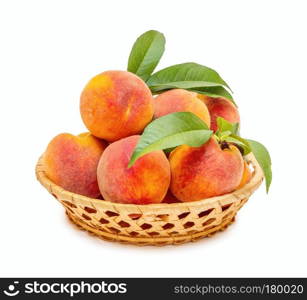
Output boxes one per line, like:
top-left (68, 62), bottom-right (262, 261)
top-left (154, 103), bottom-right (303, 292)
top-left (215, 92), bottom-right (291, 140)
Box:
top-left (43, 70), bottom-right (251, 205)
top-left (42, 30), bottom-right (271, 206)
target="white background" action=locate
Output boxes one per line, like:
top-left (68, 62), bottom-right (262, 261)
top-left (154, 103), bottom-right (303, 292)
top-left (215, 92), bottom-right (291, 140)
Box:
top-left (0, 0), bottom-right (306, 277)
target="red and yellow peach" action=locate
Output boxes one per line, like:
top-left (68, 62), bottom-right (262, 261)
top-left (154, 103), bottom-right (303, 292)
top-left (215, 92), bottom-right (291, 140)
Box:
top-left (44, 132), bottom-right (107, 198)
top-left (80, 70), bottom-right (154, 142)
top-left (97, 135), bottom-right (171, 204)
top-left (169, 137), bottom-right (244, 202)
top-left (198, 95), bottom-right (240, 131)
top-left (154, 89), bottom-right (211, 127)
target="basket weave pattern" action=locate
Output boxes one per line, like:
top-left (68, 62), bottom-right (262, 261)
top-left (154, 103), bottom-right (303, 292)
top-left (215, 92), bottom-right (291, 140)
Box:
top-left (36, 154), bottom-right (263, 246)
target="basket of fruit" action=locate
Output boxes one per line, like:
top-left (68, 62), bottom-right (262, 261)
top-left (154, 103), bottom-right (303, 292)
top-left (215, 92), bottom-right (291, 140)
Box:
top-left (36, 30), bottom-right (272, 246)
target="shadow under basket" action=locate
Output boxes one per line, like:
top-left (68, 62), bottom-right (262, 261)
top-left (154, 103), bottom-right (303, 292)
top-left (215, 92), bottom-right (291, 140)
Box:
top-left (36, 153), bottom-right (263, 246)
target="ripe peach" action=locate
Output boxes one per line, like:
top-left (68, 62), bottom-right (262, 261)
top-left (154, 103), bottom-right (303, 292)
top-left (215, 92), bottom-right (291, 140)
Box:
top-left (97, 135), bottom-right (171, 204)
top-left (169, 138), bottom-right (244, 202)
top-left (44, 132), bottom-right (107, 198)
top-left (80, 70), bottom-right (154, 142)
top-left (237, 161), bottom-right (252, 189)
top-left (198, 95), bottom-right (240, 131)
top-left (154, 89), bottom-right (211, 127)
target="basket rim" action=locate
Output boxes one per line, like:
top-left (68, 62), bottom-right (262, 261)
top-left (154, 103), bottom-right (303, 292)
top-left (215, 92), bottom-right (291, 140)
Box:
top-left (36, 152), bottom-right (263, 209)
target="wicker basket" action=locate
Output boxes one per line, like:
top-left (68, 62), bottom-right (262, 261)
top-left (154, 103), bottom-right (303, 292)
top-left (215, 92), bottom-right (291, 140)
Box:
top-left (36, 153), bottom-right (263, 246)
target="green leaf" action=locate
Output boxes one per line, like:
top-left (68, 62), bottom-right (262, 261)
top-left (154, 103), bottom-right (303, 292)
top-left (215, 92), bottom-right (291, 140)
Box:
top-left (190, 86), bottom-right (236, 106)
top-left (215, 118), bottom-right (249, 155)
top-left (149, 81), bottom-right (225, 93)
top-left (219, 130), bottom-right (232, 139)
top-left (216, 117), bottom-right (239, 136)
top-left (127, 30), bottom-right (165, 81)
top-left (146, 62), bottom-right (232, 93)
top-left (128, 112), bottom-right (213, 167)
top-left (224, 135), bottom-right (251, 155)
top-left (246, 139), bottom-right (272, 192)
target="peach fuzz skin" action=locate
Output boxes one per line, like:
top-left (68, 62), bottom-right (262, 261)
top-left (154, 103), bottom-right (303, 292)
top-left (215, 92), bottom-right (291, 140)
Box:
top-left (97, 135), bottom-right (171, 205)
top-left (43, 133), bottom-right (107, 198)
top-left (154, 89), bottom-right (211, 127)
top-left (80, 70), bottom-right (154, 142)
top-left (237, 161), bottom-right (253, 189)
top-left (198, 95), bottom-right (240, 131)
top-left (169, 137), bottom-right (244, 202)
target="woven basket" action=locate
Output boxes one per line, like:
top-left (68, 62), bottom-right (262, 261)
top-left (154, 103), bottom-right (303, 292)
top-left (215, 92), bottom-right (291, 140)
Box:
top-left (36, 153), bottom-right (263, 246)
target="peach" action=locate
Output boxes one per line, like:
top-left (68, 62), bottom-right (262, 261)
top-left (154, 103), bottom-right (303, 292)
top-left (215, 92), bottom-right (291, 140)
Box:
top-left (198, 95), bottom-right (240, 131)
top-left (43, 132), bottom-right (107, 198)
top-left (237, 161), bottom-right (252, 189)
top-left (80, 70), bottom-right (154, 142)
top-left (169, 137), bottom-right (244, 202)
top-left (154, 89), bottom-right (211, 127)
top-left (97, 135), bottom-right (170, 204)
